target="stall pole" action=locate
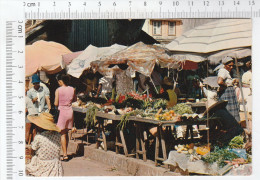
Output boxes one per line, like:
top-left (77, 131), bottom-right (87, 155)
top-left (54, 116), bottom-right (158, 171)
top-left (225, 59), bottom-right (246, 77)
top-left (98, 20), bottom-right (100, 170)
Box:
top-left (149, 76), bottom-right (159, 94)
top-left (234, 57), bottom-right (249, 132)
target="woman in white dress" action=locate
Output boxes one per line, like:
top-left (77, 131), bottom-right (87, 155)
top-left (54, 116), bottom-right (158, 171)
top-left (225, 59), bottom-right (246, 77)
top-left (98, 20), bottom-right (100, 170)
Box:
top-left (26, 112), bottom-right (63, 177)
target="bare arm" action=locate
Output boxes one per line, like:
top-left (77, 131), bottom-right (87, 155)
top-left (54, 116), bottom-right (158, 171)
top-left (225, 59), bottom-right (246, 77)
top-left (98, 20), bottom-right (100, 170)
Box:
top-left (217, 77), bottom-right (227, 92)
top-left (73, 89), bottom-right (77, 102)
top-left (45, 96), bottom-right (51, 111)
top-left (54, 89), bottom-right (59, 107)
top-left (217, 77), bottom-right (226, 87)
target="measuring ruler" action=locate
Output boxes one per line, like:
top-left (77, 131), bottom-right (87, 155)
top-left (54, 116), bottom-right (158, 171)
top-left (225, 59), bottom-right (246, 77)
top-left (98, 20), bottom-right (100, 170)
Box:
top-left (0, 0), bottom-right (260, 179)
top-left (22, 0), bottom-right (260, 19)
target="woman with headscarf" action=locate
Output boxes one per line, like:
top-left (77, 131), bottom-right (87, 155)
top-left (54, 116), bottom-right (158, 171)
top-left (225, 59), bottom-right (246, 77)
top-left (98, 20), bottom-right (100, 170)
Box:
top-left (217, 57), bottom-right (240, 122)
top-left (26, 112), bottom-right (63, 176)
top-left (54, 74), bottom-right (76, 161)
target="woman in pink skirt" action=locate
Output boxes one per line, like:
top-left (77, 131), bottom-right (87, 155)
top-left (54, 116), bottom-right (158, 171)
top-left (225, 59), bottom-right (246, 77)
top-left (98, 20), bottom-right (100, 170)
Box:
top-left (54, 74), bottom-right (76, 161)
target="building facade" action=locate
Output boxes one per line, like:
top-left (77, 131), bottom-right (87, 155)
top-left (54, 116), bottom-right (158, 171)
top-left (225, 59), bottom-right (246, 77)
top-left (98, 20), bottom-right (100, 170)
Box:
top-left (142, 19), bottom-right (183, 45)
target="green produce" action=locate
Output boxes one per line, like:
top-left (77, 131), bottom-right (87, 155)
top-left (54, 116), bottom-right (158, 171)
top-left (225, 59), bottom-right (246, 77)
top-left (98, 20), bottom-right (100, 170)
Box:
top-left (201, 147), bottom-right (239, 168)
top-left (117, 112), bottom-right (131, 130)
top-left (229, 135), bottom-right (244, 149)
top-left (152, 99), bottom-right (167, 109)
top-left (84, 105), bottom-right (99, 128)
top-left (172, 103), bottom-right (193, 115)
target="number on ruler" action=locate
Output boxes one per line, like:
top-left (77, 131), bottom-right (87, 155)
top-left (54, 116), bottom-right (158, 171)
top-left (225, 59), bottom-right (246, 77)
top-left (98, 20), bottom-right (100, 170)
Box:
top-left (83, 2), bottom-right (86, 6)
top-left (18, 141), bottom-right (23, 144)
top-left (18, 170), bottom-right (23, 176)
top-left (113, 2), bottom-right (116, 6)
top-left (18, 65), bottom-right (23, 68)
top-left (173, 1), bottom-right (179, 6)
top-left (20, 156), bottom-right (24, 159)
top-left (98, 1), bottom-right (101, 6)
top-left (159, 1), bottom-right (162, 5)
top-left (68, 2), bottom-right (71, 7)
top-left (18, 50), bottom-right (23, 53)
top-left (249, 1), bottom-right (255, 5)
top-left (203, 1), bottom-right (209, 6)
top-left (129, 1), bottom-right (132, 6)
top-left (188, 1), bottom-right (193, 6)
top-left (234, 1), bottom-right (240, 5)
top-left (53, 1), bottom-right (56, 6)
top-left (219, 1), bottom-right (224, 6)
top-left (144, 1), bottom-right (147, 6)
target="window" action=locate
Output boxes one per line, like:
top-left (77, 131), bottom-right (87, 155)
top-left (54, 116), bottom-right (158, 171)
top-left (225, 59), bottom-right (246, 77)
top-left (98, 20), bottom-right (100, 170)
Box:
top-left (168, 21), bottom-right (176, 35)
top-left (152, 21), bottom-right (162, 35)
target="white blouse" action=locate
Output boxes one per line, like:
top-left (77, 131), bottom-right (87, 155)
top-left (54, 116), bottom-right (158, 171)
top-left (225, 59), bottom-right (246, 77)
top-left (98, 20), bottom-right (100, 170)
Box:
top-left (218, 68), bottom-right (233, 87)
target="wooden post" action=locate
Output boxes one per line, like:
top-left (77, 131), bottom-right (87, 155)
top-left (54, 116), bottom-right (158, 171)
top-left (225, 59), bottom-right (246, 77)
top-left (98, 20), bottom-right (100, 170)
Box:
top-left (120, 130), bottom-right (128, 156)
top-left (101, 123), bottom-right (107, 151)
top-left (155, 126), bottom-right (160, 166)
top-left (136, 124), bottom-right (140, 159)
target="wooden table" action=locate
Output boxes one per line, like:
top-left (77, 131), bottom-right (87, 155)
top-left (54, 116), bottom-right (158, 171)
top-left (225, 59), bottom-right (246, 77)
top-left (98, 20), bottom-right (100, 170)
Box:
top-left (73, 106), bottom-right (217, 166)
top-left (95, 112), bottom-right (159, 161)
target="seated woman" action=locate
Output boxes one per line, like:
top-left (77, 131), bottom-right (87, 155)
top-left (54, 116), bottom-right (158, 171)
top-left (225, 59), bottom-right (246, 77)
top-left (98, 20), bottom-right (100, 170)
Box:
top-left (26, 112), bottom-right (63, 177)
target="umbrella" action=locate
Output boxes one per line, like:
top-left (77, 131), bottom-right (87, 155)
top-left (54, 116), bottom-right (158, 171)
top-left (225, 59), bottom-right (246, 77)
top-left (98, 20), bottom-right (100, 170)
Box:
top-left (208, 47), bottom-right (251, 65)
top-left (25, 40), bottom-right (72, 77)
top-left (91, 42), bottom-right (178, 77)
top-left (166, 19), bottom-right (251, 53)
top-left (67, 44), bottom-right (126, 78)
top-left (62, 51), bottom-right (83, 66)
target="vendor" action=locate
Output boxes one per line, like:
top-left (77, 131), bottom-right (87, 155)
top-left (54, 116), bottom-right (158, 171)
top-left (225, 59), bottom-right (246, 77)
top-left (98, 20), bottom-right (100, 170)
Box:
top-left (204, 100), bottom-right (244, 143)
top-left (189, 78), bottom-right (204, 99)
top-left (79, 68), bottom-right (102, 98)
top-left (217, 57), bottom-right (240, 122)
top-left (152, 77), bottom-right (177, 108)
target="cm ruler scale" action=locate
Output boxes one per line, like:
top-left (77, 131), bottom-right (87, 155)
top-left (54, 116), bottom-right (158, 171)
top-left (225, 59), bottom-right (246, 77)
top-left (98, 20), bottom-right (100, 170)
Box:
top-left (22, 0), bottom-right (260, 19)
top-left (4, 20), bottom-right (25, 180)
top-left (1, 0), bottom-right (260, 179)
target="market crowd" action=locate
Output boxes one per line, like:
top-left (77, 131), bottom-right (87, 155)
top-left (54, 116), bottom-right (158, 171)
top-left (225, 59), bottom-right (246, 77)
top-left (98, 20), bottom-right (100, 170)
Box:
top-left (25, 56), bottom-right (252, 177)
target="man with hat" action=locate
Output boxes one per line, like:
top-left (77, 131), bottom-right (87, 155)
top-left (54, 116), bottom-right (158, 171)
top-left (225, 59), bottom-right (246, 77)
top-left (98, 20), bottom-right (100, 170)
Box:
top-left (27, 74), bottom-right (51, 114)
top-left (26, 112), bottom-right (63, 176)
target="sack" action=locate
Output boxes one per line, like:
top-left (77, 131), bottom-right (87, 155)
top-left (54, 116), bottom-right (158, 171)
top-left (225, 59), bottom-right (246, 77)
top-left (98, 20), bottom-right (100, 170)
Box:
top-left (50, 107), bottom-right (60, 123)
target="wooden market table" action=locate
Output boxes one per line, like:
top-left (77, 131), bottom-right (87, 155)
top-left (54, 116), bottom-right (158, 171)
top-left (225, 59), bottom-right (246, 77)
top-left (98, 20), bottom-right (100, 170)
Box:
top-left (72, 106), bottom-right (218, 166)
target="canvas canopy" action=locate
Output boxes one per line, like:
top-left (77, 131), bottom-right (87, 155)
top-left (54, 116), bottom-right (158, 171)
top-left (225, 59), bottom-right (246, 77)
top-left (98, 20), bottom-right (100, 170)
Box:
top-left (25, 40), bottom-right (72, 77)
top-left (62, 51), bottom-right (83, 65)
top-left (166, 19), bottom-right (251, 53)
top-left (91, 42), bottom-right (178, 77)
top-left (207, 47), bottom-right (251, 65)
top-left (67, 44), bottom-right (126, 78)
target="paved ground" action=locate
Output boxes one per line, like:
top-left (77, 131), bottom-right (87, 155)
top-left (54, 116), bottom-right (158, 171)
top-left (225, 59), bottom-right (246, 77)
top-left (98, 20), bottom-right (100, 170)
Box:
top-left (62, 155), bottom-right (130, 176)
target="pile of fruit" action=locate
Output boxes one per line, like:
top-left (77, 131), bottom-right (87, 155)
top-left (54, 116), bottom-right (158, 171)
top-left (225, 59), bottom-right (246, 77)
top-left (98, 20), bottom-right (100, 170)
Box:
top-left (155, 109), bottom-right (176, 121)
top-left (175, 143), bottom-right (195, 154)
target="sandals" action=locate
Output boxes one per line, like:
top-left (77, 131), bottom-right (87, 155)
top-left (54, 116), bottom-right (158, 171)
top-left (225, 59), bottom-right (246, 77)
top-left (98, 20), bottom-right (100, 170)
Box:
top-left (61, 155), bottom-right (69, 162)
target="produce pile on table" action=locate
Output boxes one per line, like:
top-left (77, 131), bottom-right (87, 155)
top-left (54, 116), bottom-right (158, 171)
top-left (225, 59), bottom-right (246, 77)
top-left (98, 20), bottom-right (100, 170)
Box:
top-left (172, 135), bottom-right (251, 169)
top-left (73, 92), bottom-right (202, 124)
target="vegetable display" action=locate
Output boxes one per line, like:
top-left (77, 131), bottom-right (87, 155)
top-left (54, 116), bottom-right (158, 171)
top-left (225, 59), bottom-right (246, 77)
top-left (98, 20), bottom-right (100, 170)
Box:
top-left (172, 103), bottom-right (193, 115)
top-left (84, 105), bottom-right (99, 128)
top-left (229, 135), bottom-right (244, 149)
top-left (201, 147), bottom-right (239, 168)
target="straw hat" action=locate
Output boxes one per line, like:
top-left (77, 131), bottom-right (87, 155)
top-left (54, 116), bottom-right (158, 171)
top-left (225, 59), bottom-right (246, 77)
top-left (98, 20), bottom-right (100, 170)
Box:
top-left (27, 112), bottom-right (61, 132)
